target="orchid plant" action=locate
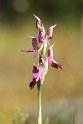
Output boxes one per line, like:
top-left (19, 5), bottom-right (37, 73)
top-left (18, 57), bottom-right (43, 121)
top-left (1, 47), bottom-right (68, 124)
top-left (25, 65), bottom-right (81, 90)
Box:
top-left (20, 14), bottom-right (63, 124)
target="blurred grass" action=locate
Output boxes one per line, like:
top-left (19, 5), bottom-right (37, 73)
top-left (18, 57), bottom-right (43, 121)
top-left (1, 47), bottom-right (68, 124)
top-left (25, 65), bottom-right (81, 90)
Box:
top-left (0, 14), bottom-right (83, 123)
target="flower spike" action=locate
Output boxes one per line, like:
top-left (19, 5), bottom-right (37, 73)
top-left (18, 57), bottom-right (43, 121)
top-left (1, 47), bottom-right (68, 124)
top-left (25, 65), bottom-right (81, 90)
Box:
top-left (20, 14), bottom-right (63, 124)
top-left (20, 15), bottom-right (63, 89)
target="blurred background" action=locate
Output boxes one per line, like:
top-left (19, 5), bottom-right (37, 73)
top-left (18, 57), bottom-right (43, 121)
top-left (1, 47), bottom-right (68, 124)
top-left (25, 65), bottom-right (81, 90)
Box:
top-left (0, 0), bottom-right (83, 123)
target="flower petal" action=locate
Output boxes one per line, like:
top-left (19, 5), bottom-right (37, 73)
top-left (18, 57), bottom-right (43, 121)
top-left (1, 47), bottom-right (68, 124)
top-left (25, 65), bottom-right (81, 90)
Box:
top-left (48, 43), bottom-right (55, 58)
top-left (35, 68), bottom-right (43, 82)
top-left (33, 14), bottom-right (42, 30)
top-left (32, 64), bottom-right (43, 81)
top-left (49, 58), bottom-right (63, 69)
top-left (33, 14), bottom-right (41, 24)
top-left (29, 78), bottom-right (36, 89)
top-left (27, 35), bottom-right (39, 51)
top-left (33, 14), bottom-right (45, 35)
top-left (47, 24), bottom-right (56, 39)
top-left (20, 50), bottom-right (34, 53)
top-left (32, 37), bottom-right (39, 51)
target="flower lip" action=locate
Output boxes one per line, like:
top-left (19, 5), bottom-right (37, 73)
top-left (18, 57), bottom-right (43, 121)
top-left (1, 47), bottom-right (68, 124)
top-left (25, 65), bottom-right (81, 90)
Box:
top-left (49, 58), bottom-right (63, 69)
top-left (29, 64), bottom-right (43, 89)
top-left (29, 78), bottom-right (37, 89)
top-left (35, 67), bottom-right (43, 82)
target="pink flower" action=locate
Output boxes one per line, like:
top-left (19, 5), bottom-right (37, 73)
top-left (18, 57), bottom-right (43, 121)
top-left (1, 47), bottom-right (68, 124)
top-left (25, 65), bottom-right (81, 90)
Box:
top-left (46, 24), bottom-right (56, 39)
top-left (48, 45), bottom-right (63, 69)
top-left (20, 37), bottom-right (39, 58)
top-left (33, 14), bottom-right (45, 35)
top-left (34, 67), bottom-right (43, 82)
top-left (33, 14), bottom-right (42, 31)
top-left (29, 64), bottom-right (43, 89)
top-left (29, 54), bottom-right (47, 89)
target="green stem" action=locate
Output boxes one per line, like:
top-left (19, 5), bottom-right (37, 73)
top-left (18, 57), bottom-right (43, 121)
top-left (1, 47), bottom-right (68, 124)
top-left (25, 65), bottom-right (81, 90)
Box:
top-left (38, 83), bottom-right (42, 124)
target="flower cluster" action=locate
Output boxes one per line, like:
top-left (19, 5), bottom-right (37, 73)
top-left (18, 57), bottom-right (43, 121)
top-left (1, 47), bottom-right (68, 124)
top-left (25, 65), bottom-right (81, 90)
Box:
top-left (20, 14), bottom-right (63, 89)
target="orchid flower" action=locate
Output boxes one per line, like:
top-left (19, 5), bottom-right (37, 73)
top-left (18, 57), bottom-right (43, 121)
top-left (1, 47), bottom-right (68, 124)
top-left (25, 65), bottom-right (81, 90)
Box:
top-left (20, 36), bottom-right (39, 52)
top-left (46, 24), bottom-right (56, 39)
top-left (20, 36), bottom-right (39, 59)
top-left (29, 64), bottom-right (43, 89)
top-left (48, 44), bottom-right (63, 69)
top-left (33, 14), bottom-right (45, 35)
top-left (29, 67), bottom-right (43, 89)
